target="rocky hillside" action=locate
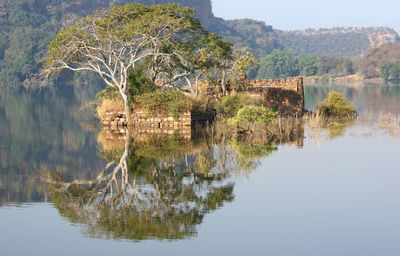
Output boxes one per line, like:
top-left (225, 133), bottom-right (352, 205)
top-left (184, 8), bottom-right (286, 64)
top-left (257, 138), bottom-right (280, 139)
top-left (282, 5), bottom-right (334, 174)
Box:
top-left (357, 43), bottom-right (400, 78)
top-left (210, 18), bottom-right (278, 57)
top-left (276, 27), bottom-right (400, 57)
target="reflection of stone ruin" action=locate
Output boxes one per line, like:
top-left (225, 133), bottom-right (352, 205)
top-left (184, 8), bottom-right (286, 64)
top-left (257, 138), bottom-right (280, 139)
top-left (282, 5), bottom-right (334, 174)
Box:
top-left (101, 109), bottom-right (213, 131)
top-left (44, 119), bottom-right (307, 241)
top-left (101, 76), bottom-right (305, 129)
top-left (100, 116), bottom-right (305, 149)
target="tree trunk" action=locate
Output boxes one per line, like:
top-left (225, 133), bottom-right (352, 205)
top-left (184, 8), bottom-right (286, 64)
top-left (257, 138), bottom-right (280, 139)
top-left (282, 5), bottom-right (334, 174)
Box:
top-left (119, 89), bottom-right (131, 126)
top-left (221, 71), bottom-right (227, 96)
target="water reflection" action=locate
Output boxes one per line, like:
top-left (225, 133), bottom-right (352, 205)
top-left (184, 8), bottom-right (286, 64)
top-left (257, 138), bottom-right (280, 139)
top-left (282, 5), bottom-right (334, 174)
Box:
top-left (0, 85), bottom-right (104, 206)
top-left (305, 83), bottom-right (400, 113)
top-left (42, 121), bottom-right (305, 241)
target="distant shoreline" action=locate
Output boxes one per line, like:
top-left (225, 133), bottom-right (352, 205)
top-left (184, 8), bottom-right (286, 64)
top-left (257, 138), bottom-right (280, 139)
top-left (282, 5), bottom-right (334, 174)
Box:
top-left (303, 74), bottom-right (394, 85)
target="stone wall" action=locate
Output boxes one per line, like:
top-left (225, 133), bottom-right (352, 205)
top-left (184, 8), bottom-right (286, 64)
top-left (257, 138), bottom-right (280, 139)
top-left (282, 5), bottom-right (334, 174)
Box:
top-left (101, 109), bottom-right (215, 129)
top-left (203, 76), bottom-right (305, 116)
top-left (241, 77), bottom-right (304, 116)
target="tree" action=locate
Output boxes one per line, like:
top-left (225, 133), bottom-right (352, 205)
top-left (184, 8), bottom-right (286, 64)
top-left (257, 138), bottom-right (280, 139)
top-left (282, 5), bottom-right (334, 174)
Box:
top-left (257, 50), bottom-right (298, 79)
top-left (216, 47), bottom-right (257, 96)
top-left (143, 31), bottom-right (233, 93)
top-left (295, 55), bottom-right (318, 76)
top-left (42, 3), bottom-right (230, 119)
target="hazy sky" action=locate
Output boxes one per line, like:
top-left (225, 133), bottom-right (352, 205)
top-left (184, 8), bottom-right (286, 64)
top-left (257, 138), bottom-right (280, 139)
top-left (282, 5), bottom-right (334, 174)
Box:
top-left (212, 0), bottom-right (400, 32)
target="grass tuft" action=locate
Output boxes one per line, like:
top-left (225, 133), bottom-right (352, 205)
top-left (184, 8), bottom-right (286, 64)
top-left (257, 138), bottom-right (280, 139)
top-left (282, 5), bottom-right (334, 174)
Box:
top-left (97, 98), bottom-right (125, 119)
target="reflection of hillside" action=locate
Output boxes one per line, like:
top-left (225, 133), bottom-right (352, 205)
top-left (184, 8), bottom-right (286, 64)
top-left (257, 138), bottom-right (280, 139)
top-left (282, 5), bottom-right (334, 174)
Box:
top-left (0, 84), bottom-right (104, 206)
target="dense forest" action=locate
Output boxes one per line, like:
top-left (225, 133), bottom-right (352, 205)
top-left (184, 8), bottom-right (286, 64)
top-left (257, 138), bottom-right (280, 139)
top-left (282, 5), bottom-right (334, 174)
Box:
top-left (0, 0), bottom-right (214, 85)
top-left (0, 0), bottom-right (399, 84)
top-left (254, 50), bottom-right (354, 80)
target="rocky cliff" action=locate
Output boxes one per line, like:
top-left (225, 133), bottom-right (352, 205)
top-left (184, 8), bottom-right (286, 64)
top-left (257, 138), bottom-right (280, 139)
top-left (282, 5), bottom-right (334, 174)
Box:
top-left (276, 27), bottom-right (400, 57)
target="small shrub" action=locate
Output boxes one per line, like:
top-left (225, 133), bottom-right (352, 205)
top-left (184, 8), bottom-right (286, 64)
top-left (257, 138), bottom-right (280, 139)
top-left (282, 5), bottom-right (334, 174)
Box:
top-left (227, 105), bottom-right (277, 127)
top-left (127, 68), bottom-right (156, 96)
top-left (134, 90), bottom-right (193, 119)
top-left (317, 91), bottom-right (357, 118)
top-left (96, 69), bottom-right (156, 105)
top-left (216, 94), bottom-right (264, 116)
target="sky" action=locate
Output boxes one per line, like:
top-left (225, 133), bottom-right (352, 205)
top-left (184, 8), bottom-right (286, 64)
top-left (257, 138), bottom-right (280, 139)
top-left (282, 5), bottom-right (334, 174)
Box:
top-left (212, 0), bottom-right (400, 32)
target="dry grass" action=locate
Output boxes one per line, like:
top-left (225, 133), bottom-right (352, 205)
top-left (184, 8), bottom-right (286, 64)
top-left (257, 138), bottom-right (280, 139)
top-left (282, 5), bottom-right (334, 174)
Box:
top-left (305, 111), bottom-right (400, 144)
top-left (96, 98), bottom-right (124, 119)
top-left (265, 117), bottom-right (305, 147)
top-left (359, 112), bottom-right (400, 137)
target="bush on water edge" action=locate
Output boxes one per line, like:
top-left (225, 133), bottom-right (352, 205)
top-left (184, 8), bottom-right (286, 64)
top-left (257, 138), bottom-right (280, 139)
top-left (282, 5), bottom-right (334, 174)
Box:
top-left (316, 91), bottom-right (357, 118)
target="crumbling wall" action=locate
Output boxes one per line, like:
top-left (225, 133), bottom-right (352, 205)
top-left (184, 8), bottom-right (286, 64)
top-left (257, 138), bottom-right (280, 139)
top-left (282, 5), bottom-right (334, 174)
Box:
top-left (101, 109), bottom-right (215, 129)
top-left (201, 76), bottom-right (305, 116)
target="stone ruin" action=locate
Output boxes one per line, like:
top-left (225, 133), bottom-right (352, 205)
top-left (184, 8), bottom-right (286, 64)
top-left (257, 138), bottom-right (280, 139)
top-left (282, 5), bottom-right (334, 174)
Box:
top-left (201, 75), bottom-right (305, 117)
top-left (101, 76), bottom-right (305, 130)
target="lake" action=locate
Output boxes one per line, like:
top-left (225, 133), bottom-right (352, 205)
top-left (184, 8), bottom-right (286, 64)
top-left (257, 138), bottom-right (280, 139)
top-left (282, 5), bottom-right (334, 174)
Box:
top-left (0, 82), bottom-right (399, 256)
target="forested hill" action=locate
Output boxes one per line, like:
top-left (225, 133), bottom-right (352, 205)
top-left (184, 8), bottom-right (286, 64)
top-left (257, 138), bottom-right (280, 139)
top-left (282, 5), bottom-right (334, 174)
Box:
top-left (276, 27), bottom-right (400, 57)
top-left (0, 0), bottom-right (399, 85)
top-left (0, 0), bottom-right (216, 85)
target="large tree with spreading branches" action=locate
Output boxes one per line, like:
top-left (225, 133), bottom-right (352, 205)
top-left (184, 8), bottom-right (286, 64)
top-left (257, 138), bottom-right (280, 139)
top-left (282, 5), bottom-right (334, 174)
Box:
top-left (42, 3), bottom-right (232, 118)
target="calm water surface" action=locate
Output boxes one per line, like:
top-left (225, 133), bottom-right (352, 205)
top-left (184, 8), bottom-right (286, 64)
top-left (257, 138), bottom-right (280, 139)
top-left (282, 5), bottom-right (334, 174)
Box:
top-left (0, 83), bottom-right (399, 256)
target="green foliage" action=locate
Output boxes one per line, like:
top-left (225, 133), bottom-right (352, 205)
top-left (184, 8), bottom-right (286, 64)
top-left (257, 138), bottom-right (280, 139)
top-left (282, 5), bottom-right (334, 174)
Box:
top-left (380, 61), bottom-right (400, 80)
top-left (134, 89), bottom-right (192, 118)
top-left (257, 50), bottom-right (298, 79)
top-left (127, 68), bottom-right (156, 96)
top-left (296, 55), bottom-right (318, 76)
top-left (215, 94), bottom-right (263, 116)
top-left (311, 55), bottom-right (354, 77)
top-left (234, 48), bottom-right (257, 74)
top-left (230, 140), bottom-right (277, 170)
top-left (227, 105), bottom-right (277, 127)
top-left (316, 91), bottom-right (357, 118)
top-left (255, 50), bottom-right (355, 79)
top-left (96, 86), bottom-right (121, 103)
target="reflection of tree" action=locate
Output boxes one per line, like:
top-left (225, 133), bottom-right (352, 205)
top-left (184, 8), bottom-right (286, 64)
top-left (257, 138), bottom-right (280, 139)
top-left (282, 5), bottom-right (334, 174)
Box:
top-left (308, 115), bottom-right (356, 140)
top-left (229, 140), bottom-right (276, 171)
top-left (44, 133), bottom-right (234, 241)
top-left (43, 121), bottom-right (305, 241)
